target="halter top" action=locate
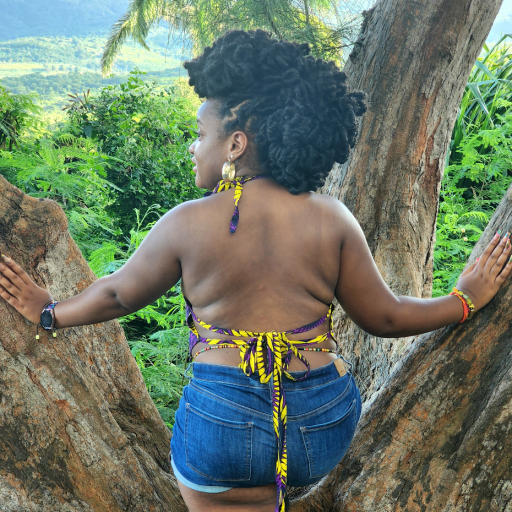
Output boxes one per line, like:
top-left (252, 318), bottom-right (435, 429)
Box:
top-left (186, 174), bottom-right (339, 512)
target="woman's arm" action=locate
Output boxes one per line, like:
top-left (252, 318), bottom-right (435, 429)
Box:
top-left (335, 203), bottom-right (512, 337)
top-left (0, 204), bottom-right (187, 328)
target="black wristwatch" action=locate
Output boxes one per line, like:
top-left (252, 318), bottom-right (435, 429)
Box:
top-left (40, 301), bottom-right (59, 330)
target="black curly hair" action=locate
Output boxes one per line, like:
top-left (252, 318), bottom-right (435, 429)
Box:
top-left (184, 30), bottom-right (367, 194)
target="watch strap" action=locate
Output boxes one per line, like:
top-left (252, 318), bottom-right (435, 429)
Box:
top-left (39, 301), bottom-right (59, 331)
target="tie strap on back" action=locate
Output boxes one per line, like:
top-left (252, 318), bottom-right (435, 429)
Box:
top-left (204, 174), bottom-right (270, 233)
top-left (185, 300), bottom-right (336, 512)
top-left (194, 174), bottom-right (337, 511)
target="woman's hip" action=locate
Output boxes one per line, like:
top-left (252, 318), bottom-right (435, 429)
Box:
top-left (171, 357), bottom-right (362, 488)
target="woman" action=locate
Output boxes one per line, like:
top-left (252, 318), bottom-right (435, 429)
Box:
top-left (0, 30), bottom-right (510, 512)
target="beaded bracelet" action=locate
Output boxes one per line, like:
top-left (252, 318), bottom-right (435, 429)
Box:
top-left (296, 347), bottom-right (337, 354)
top-left (450, 288), bottom-right (469, 323)
top-left (449, 288), bottom-right (475, 323)
top-left (455, 288), bottom-right (475, 320)
top-left (192, 344), bottom-right (337, 360)
top-left (193, 344), bottom-right (239, 359)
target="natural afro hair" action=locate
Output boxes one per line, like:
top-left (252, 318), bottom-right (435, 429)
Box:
top-left (184, 30), bottom-right (367, 194)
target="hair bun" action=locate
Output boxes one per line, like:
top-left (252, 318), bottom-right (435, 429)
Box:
top-left (184, 30), bottom-right (367, 193)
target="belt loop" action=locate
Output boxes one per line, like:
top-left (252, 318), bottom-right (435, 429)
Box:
top-left (339, 354), bottom-right (353, 373)
top-left (184, 362), bottom-right (194, 380)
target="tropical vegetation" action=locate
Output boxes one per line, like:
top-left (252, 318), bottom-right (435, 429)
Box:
top-left (433, 35), bottom-right (512, 296)
top-left (0, 33), bottom-right (511, 426)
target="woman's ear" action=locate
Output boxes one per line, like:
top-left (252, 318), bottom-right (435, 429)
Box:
top-left (229, 131), bottom-right (249, 160)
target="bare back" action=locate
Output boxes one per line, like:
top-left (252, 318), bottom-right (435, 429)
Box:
top-left (178, 178), bottom-right (343, 368)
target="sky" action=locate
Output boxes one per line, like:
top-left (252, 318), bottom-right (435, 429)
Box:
top-left (498, 0), bottom-right (512, 15)
top-left (487, 0), bottom-right (512, 43)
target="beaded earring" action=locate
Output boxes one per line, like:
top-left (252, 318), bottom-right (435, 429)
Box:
top-left (222, 155), bottom-right (236, 181)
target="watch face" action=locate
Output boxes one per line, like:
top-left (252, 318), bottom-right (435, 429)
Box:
top-left (41, 310), bottom-right (53, 328)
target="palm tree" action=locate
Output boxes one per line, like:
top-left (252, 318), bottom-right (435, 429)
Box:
top-left (101, 0), bottom-right (374, 74)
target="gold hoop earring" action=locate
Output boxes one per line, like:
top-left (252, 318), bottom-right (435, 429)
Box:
top-left (222, 155), bottom-right (236, 181)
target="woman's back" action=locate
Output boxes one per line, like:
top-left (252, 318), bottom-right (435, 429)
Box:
top-left (180, 178), bottom-right (343, 332)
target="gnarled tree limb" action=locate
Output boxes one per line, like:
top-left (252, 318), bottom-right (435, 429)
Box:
top-left (0, 176), bottom-right (186, 512)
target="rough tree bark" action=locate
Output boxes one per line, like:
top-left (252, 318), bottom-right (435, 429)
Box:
top-left (290, 186), bottom-right (512, 511)
top-left (0, 0), bottom-right (507, 510)
top-left (0, 177), bottom-right (186, 512)
top-left (322, 0), bottom-right (504, 398)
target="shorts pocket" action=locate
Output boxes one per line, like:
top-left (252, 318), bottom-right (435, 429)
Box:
top-left (185, 403), bottom-right (253, 481)
top-left (300, 398), bottom-right (357, 479)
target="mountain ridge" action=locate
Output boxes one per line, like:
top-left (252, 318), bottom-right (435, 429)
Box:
top-left (0, 0), bottom-right (130, 40)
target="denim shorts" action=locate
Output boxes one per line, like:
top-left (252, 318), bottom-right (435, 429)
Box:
top-left (170, 357), bottom-right (362, 492)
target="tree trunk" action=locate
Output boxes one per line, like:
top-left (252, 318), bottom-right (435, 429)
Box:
top-left (0, 177), bottom-right (186, 512)
top-left (323, 0), bottom-right (504, 399)
top-left (290, 185), bottom-right (512, 511)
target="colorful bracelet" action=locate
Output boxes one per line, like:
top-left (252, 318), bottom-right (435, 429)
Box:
top-left (451, 291), bottom-right (469, 323)
top-left (192, 344), bottom-right (239, 359)
top-left (449, 288), bottom-right (475, 323)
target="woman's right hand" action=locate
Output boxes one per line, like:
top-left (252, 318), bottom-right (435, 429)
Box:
top-left (0, 254), bottom-right (53, 324)
top-left (455, 231), bottom-right (512, 312)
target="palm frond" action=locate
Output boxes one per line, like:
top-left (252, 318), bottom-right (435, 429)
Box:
top-left (102, 0), bottom-right (372, 72)
top-left (101, 1), bottom-right (153, 74)
top-left (101, 0), bottom-right (191, 74)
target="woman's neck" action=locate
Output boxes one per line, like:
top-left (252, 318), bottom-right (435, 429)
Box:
top-left (233, 167), bottom-right (266, 178)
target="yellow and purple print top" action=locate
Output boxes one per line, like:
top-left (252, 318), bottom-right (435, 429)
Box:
top-left (186, 175), bottom-right (338, 512)
top-left (187, 299), bottom-right (336, 512)
top-left (203, 173), bottom-right (270, 232)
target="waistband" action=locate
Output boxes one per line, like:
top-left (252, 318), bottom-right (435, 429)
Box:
top-left (189, 356), bottom-right (352, 390)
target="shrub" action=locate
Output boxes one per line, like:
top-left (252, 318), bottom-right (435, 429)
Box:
top-left (434, 109), bottom-right (512, 296)
top-left (65, 71), bottom-right (203, 235)
top-left (448, 35), bottom-right (512, 167)
top-left (0, 83), bottom-right (42, 150)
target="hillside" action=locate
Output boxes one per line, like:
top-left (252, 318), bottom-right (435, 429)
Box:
top-left (0, 36), bottom-right (184, 76)
top-left (0, 35), bottom-right (187, 111)
top-left (0, 0), bottom-right (129, 40)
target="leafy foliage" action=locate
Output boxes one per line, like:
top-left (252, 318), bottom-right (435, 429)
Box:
top-left (448, 35), bottom-right (512, 167)
top-left (0, 84), bottom-right (42, 150)
top-left (0, 133), bottom-right (118, 254)
top-left (433, 38), bottom-right (512, 296)
top-left (434, 109), bottom-right (512, 296)
top-left (65, 71), bottom-right (202, 234)
top-left (101, 0), bottom-right (374, 72)
top-left (1, 69), bottom-right (182, 115)
top-left (130, 326), bottom-right (189, 426)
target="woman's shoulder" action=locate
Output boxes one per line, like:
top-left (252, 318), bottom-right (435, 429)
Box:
top-left (164, 194), bottom-right (216, 219)
top-left (158, 188), bottom-right (357, 238)
top-left (305, 192), bottom-right (355, 221)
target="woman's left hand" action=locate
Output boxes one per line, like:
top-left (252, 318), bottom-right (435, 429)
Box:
top-left (0, 254), bottom-right (53, 324)
top-left (455, 231), bottom-right (512, 312)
